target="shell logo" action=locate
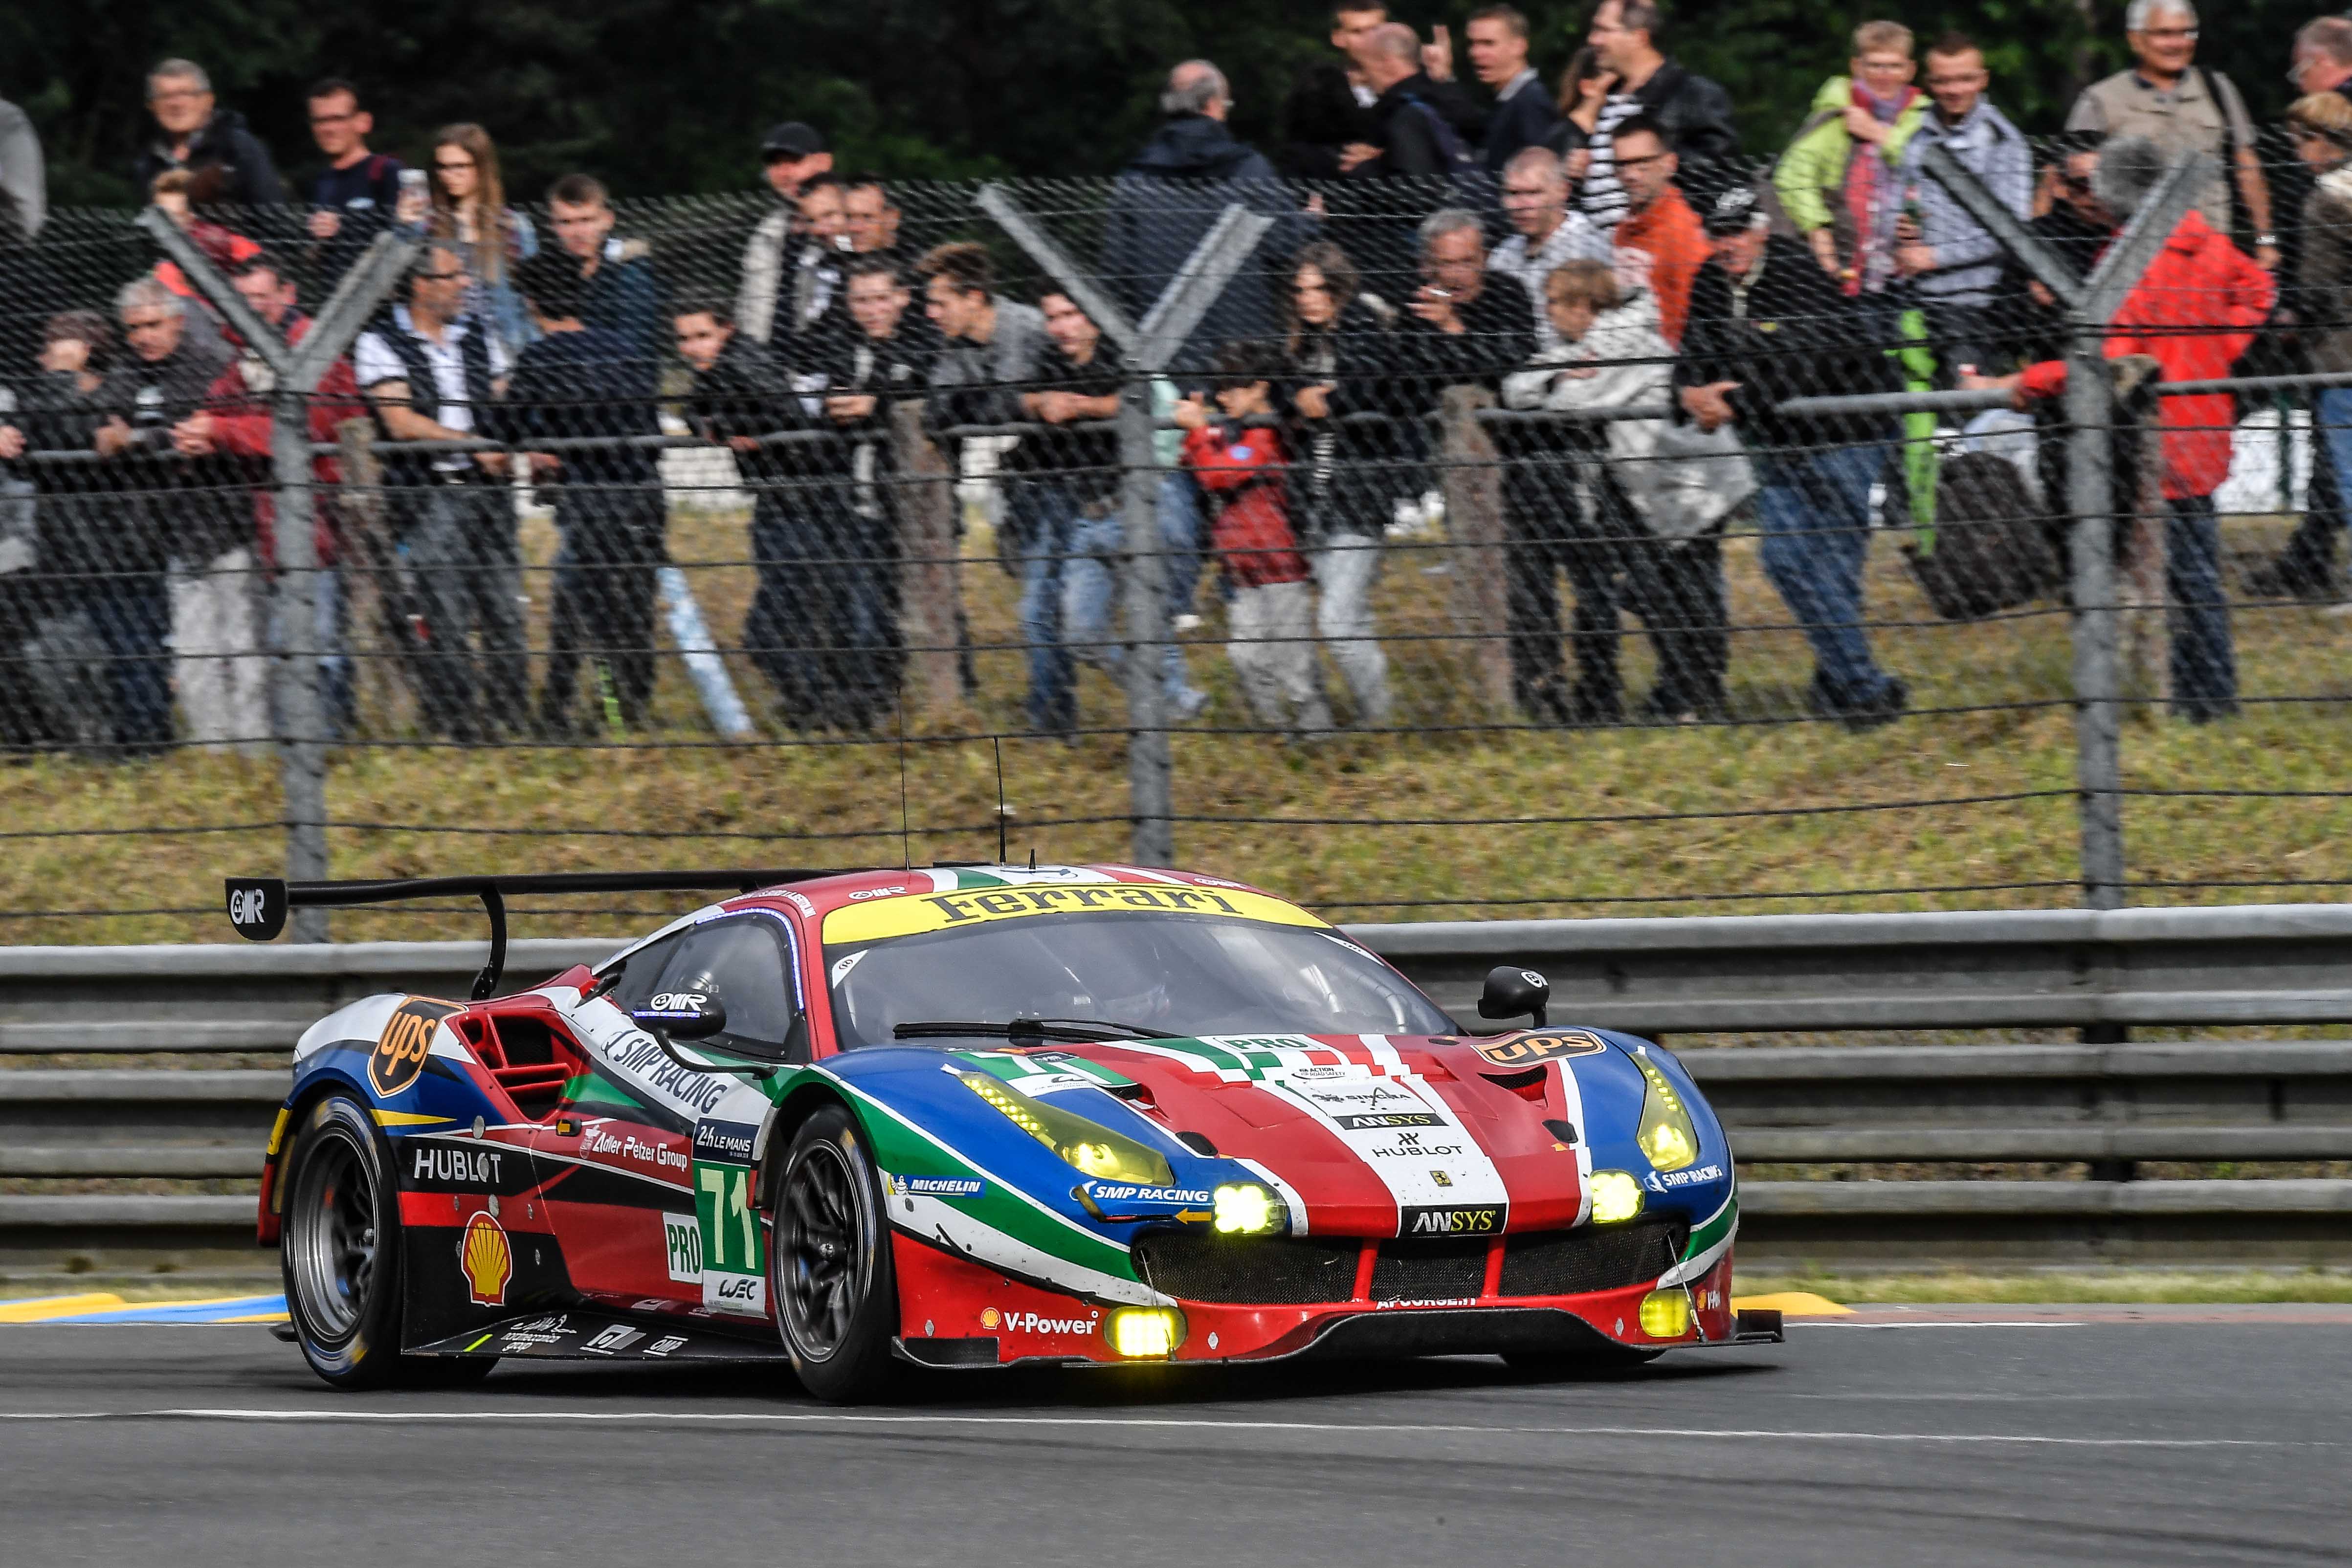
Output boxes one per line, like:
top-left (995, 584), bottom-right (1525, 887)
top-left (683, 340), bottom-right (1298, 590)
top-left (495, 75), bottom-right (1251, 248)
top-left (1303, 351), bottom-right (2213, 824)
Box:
top-left (461, 1210), bottom-right (513, 1305)
top-left (978, 1307), bottom-right (1002, 1331)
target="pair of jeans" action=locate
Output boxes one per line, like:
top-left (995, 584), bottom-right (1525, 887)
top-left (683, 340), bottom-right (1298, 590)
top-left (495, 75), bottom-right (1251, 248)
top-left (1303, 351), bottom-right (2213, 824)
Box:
top-left (1009, 481), bottom-right (1081, 734)
top-left (2165, 493), bottom-right (2236, 718)
top-left (402, 485), bottom-right (528, 742)
top-left (168, 546), bottom-right (269, 750)
top-left (1754, 443), bottom-right (1900, 707)
top-left (747, 509), bottom-right (896, 730)
top-left (539, 501), bottom-right (666, 733)
top-left (1060, 498), bottom-right (1203, 713)
top-left (85, 574), bottom-right (173, 753)
top-left (1227, 580), bottom-right (1332, 733)
top-left (1502, 454), bottom-right (1639, 721)
top-left (1307, 530), bottom-right (1391, 723)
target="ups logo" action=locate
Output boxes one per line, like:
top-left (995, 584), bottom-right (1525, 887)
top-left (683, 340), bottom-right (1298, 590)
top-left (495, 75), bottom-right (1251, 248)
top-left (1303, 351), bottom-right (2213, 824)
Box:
top-left (1473, 1029), bottom-right (1609, 1068)
top-left (370, 997), bottom-right (462, 1098)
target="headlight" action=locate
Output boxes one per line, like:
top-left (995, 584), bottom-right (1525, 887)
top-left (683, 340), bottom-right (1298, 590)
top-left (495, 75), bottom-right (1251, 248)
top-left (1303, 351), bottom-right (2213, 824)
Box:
top-left (1106, 1306), bottom-right (1185, 1358)
top-left (1632, 1055), bottom-right (1700, 1172)
top-left (1589, 1169), bottom-right (1644, 1224)
top-left (1638, 1288), bottom-right (1691, 1338)
top-left (1212, 1183), bottom-right (1282, 1235)
top-left (955, 1069), bottom-right (1175, 1187)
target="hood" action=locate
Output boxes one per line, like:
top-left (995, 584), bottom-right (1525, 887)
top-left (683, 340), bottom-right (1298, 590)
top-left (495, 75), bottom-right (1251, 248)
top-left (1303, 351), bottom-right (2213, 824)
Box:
top-left (1126, 114), bottom-right (1260, 179)
top-left (838, 1029), bottom-right (1731, 1244)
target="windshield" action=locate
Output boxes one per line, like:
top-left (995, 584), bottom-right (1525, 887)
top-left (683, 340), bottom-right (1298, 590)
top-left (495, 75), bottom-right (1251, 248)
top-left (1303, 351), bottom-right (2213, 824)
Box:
top-left (825, 911), bottom-right (1454, 1048)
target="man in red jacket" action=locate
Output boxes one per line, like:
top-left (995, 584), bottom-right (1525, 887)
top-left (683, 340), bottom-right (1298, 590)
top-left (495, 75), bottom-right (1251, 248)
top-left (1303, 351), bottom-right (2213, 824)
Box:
top-left (171, 250), bottom-right (369, 733)
top-left (1972, 135), bottom-right (2273, 721)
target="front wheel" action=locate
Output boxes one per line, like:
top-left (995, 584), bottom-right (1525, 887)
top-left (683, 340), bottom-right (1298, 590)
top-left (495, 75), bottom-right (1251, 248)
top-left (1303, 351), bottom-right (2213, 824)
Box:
top-left (770, 1103), bottom-right (900, 1402)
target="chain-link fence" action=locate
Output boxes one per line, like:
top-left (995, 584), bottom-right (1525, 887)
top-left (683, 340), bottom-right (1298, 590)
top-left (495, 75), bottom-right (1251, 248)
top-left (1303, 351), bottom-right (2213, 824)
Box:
top-left (2, 137), bottom-right (2350, 940)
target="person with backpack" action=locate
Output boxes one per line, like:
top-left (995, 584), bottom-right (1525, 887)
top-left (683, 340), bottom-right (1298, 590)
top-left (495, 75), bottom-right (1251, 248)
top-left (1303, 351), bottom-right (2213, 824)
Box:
top-left (301, 79), bottom-right (413, 295)
top-left (1177, 342), bottom-right (1334, 738)
top-left (2066, 0), bottom-right (2275, 269)
top-left (1360, 23), bottom-right (1483, 181)
top-left (1773, 21), bottom-right (1928, 298)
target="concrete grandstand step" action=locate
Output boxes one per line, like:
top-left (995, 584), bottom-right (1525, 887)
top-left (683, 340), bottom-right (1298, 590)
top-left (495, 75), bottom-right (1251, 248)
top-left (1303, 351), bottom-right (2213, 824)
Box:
top-left (0, 1019), bottom-right (306, 1054)
top-left (0, 1195), bottom-right (257, 1228)
top-left (0, 1146), bottom-right (263, 1178)
top-left (1741, 1177), bottom-right (2352, 1216)
top-left (0, 1070), bottom-right (289, 1102)
top-left (1734, 1125), bottom-right (2352, 1162)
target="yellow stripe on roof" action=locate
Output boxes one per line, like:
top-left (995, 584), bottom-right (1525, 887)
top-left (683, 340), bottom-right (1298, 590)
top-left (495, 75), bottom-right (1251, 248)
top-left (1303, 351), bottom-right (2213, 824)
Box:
top-left (823, 881), bottom-right (1325, 944)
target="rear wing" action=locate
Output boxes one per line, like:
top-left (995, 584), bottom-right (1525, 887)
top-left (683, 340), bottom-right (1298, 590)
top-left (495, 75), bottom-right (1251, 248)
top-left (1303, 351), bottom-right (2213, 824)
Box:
top-left (225, 870), bottom-right (824, 1000)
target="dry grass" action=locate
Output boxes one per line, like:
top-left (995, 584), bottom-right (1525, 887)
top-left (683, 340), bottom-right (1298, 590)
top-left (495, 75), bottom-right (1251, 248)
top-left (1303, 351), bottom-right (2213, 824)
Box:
top-left (4, 507), bottom-right (2350, 944)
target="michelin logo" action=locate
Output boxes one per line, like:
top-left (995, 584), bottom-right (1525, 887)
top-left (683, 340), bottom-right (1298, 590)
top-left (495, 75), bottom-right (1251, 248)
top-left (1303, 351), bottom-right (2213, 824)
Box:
top-left (888, 1173), bottom-right (986, 1198)
top-left (1644, 1163), bottom-right (1725, 1192)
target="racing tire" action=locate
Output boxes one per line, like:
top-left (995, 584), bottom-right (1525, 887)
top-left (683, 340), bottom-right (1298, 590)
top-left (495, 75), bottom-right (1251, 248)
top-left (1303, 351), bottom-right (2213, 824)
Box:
top-left (280, 1092), bottom-right (496, 1390)
top-left (1504, 1345), bottom-right (1665, 1379)
top-left (771, 1103), bottom-right (901, 1403)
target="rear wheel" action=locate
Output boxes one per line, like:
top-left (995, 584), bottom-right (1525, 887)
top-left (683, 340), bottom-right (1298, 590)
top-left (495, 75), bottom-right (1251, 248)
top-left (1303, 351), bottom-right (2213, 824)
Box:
top-left (771, 1103), bottom-right (900, 1402)
top-left (281, 1092), bottom-right (496, 1390)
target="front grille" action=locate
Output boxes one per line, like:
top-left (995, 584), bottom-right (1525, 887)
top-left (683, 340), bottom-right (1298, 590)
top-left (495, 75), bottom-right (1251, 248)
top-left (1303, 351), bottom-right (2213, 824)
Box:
top-left (1497, 1218), bottom-right (1687, 1298)
top-left (1133, 1233), bottom-right (1360, 1304)
top-left (1369, 1238), bottom-right (1488, 1302)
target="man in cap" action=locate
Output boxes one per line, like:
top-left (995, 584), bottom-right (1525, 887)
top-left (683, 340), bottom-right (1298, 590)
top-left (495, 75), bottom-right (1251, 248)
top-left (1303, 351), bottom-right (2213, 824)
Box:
top-left (1674, 184), bottom-right (1908, 728)
top-left (736, 122), bottom-right (833, 343)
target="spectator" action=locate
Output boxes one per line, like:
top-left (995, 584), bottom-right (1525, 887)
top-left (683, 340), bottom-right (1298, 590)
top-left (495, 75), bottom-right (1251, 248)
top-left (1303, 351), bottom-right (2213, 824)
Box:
top-left (546, 174), bottom-right (662, 362)
top-left (507, 253), bottom-right (667, 736)
top-left (1489, 147), bottom-right (1614, 349)
top-left (917, 243), bottom-right (1052, 725)
top-left (676, 300), bottom-right (885, 729)
top-left (2277, 93), bottom-right (2352, 603)
top-left (1035, 289), bottom-right (1209, 724)
top-left (1546, 46), bottom-right (1613, 174)
top-left (426, 124), bottom-right (539, 357)
top-left (736, 123), bottom-right (832, 344)
top-left (1176, 342), bottom-right (1334, 736)
top-left (89, 277), bottom-right (243, 751)
top-left (0, 316), bottom-right (109, 750)
top-left (1101, 60), bottom-right (1304, 369)
top-left (1464, 6), bottom-right (1560, 174)
top-left (1976, 137), bottom-right (2274, 720)
top-left (842, 174), bottom-right (907, 263)
top-left (351, 243), bottom-right (523, 742)
top-left (300, 78), bottom-right (409, 290)
top-left (133, 59), bottom-right (285, 210)
top-left (1774, 21), bottom-right (1926, 295)
top-left (1676, 186), bottom-right (1908, 728)
top-left (171, 251), bottom-right (368, 733)
top-left (2066, 0), bottom-right (2273, 267)
top-left (826, 258), bottom-right (938, 695)
top-left (1891, 34), bottom-right (2032, 374)
top-left (1578, 1), bottom-right (1740, 225)
top-left (2289, 17), bottom-right (2352, 97)
top-left (1278, 2), bottom-right (1389, 179)
top-left (1503, 257), bottom-right (1728, 721)
top-left (1360, 24), bottom-right (1479, 180)
top-left (1284, 241), bottom-right (1397, 725)
top-left (144, 169), bottom-right (253, 361)
top-left (0, 90), bottom-right (45, 242)
top-left (1608, 114), bottom-right (1708, 348)
top-left (777, 173), bottom-right (854, 359)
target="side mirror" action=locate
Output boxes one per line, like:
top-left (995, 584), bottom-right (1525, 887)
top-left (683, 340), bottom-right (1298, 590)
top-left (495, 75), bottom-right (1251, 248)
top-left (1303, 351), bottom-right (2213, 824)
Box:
top-left (1477, 965), bottom-right (1549, 1028)
top-left (632, 991), bottom-right (729, 1040)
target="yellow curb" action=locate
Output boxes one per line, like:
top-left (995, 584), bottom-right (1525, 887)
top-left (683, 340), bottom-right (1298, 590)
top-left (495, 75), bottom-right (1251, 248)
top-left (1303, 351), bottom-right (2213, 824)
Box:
top-left (0, 1292), bottom-right (128, 1323)
top-left (1731, 1291), bottom-right (1853, 1317)
top-left (210, 1312), bottom-right (293, 1324)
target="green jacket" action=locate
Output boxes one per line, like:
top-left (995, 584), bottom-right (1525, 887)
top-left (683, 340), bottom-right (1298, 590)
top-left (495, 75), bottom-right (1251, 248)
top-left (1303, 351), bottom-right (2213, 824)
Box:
top-left (1772, 75), bottom-right (1929, 237)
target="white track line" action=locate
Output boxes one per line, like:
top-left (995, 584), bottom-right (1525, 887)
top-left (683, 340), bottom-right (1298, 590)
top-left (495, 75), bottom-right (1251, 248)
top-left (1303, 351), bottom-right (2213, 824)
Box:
top-left (0, 1408), bottom-right (2308, 1447)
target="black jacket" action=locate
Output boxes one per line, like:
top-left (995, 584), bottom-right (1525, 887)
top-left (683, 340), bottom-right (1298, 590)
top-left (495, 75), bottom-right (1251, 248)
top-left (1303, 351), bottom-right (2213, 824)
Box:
top-left (1006, 343), bottom-right (1122, 508)
top-left (84, 336), bottom-right (245, 571)
top-left (499, 325), bottom-right (663, 510)
top-left (683, 331), bottom-right (834, 514)
top-left (1623, 61), bottom-right (1740, 200)
top-left (1483, 79), bottom-right (1562, 175)
top-left (1389, 270), bottom-right (1536, 402)
top-left (1674, 234), bottom-right (1899, 452)
top-left (1278, 61), bottom-right (1380, 179)
top-left (1369, 74), bottom-right (1477, 179)
top-left (1286, 296), bottom-right (1403, 544)
top-left (1101, 114), bottom-right (1306, 369)
top-left (132, 110), bottom-right (286, 209)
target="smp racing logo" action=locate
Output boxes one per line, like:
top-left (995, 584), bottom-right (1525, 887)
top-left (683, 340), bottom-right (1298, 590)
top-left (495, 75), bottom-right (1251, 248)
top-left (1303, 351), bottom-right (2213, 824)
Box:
top-left (371, 997), bottom-right (462, 1099)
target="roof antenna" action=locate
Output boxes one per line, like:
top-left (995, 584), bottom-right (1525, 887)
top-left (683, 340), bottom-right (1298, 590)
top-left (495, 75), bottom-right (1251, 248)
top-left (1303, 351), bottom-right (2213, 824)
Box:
top-left (897, 696), bottom-right (912, 872)
top-left (993, 735), bottom-right (1008, 865)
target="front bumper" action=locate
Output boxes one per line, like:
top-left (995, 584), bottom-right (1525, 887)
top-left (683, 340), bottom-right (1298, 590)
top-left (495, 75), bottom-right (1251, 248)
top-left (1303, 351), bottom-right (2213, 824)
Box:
top-left (891, 1230), bottom-right (1755, 1369)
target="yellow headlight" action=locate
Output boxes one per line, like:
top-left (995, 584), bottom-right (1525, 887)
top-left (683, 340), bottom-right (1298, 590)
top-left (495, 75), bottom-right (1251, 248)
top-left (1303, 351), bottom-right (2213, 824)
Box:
top-left (955, 1069), bottom-right (1175, 1188)
top-left (1106, 1306), bottom-right (1184, 1358)
top-left (1212, 1183), bottom-right (1280, 1235)
top-left (1638, 1288), bottom-right (1691, 1338)
top-left (1589, 1169), bottom-right (1644, 1224)
top-left (1633, 1055), bottom-right (1701, 1173)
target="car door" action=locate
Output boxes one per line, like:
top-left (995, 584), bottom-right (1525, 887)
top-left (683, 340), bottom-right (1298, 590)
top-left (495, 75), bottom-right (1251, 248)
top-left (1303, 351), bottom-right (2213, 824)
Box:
top-left (549, 912), bottom-right (808, 1318)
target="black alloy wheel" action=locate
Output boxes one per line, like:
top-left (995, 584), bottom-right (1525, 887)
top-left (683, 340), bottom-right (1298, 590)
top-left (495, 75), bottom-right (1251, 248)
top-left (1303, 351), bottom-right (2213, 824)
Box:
top-left (772, 1103), bottom-right (899, 1401)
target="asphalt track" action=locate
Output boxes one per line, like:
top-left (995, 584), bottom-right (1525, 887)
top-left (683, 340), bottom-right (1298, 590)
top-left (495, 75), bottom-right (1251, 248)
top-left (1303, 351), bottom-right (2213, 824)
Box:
top-left (2, 1306), bottom-right (2346, 1567)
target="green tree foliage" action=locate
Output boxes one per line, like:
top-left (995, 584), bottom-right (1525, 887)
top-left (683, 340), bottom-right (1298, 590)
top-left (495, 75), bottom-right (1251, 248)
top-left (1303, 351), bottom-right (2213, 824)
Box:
top-left (0, 0), bottom-right (2303, 206)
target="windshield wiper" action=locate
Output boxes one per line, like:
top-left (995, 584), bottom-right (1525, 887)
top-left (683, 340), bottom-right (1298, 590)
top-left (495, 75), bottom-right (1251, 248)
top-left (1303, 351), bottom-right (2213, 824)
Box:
top-left (892, 1016), bottom-right (1180, 1045)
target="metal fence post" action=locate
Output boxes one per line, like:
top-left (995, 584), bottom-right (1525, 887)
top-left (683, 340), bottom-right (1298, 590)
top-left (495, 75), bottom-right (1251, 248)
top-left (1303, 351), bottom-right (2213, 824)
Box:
top-left (1118, 362), bottom-right (1174, 867)
top-left (2062, 326), bottom-right (2126, 913)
